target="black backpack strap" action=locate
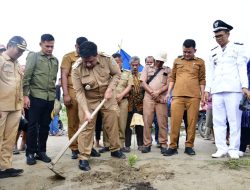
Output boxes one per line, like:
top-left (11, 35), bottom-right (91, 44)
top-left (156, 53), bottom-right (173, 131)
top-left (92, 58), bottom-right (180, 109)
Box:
top-left (146, 68), bottom-right (162, 84)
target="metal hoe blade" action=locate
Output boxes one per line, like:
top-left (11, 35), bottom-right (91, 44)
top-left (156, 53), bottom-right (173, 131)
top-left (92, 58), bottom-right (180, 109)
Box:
top-left (47, 163), bottom-right (65, 179)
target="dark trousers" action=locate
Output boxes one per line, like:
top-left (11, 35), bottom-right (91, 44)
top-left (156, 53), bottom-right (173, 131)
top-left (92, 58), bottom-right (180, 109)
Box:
top-left (95, 111), bottom-right (102, 141)
top-left (125, 112), bottom-right (143, 147)
top-left (153, 113), bottom-right (159, 142)
top-left (240, 127), bottom-right (250, 152)
top-left (26, 96), bottom-right (54, 155)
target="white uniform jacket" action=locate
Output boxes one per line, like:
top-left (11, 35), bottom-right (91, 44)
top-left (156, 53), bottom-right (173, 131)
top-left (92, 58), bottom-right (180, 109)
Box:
top-left (205, 41), bottom-right (249, 94)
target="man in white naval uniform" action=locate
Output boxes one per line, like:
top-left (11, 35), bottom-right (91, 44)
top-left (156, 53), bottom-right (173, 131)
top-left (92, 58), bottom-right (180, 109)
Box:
top-left (205, 20), bottom-right (250, 159)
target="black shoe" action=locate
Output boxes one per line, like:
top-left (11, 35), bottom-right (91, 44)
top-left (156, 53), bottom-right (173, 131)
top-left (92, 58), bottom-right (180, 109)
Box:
top-left (71, 150), bottom-right (79, 159)
top-left (91, 148), bottom-right (101, 157)
top-left (99, 147), bottom-right (109, 153)
top-left (111, 150), bottom-right (126, 159)
top-left (184, 147), bottom-right (196, 155)
top-left (163, 148), bottom-right (178, 156)
top-left (120, 147), bottom-right (131, 153)
top-left (79, 160), bottom-right (91, 171)
top-left (26, 153), bottom-right (36, 165)
top-left (0, 168), bottom-right (24, 178)
top-left (161, 147), bottom-right (168, 154)
top-left (141, 146), bottom-right (151, 153)
top-left (35, 152), bottom-right (51, 163)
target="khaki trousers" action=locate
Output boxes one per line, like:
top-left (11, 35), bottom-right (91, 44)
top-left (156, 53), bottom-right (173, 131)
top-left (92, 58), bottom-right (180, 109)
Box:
top-left (65, 94), bottom-right (79, 151)
top-left (170, 97), bottom-right (200, 149)
top-left (143, 98), bottom-right (168, 148)
top-left (0, 110), bottom-right (21, 169)
top-left (118, 99), bottom-right (128, 147)
top-left (103, 99), bottom-right (128, 148)
top-left (78, 104), bottom-right (120, 160)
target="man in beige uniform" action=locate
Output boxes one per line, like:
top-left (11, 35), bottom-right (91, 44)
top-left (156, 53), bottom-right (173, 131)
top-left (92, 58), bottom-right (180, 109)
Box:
top-left (61, 37), bottom-right (87, 159)
top-left (72, 41), bottom-right (125, 171)
top-left (113, 53), bottom-right (133, 151)
top-left (0, 36), bottom-right (27, 178)
top-left (140, 53), bottom-right (171, 154)
top-left (100, 53), bottom-right (133, 153)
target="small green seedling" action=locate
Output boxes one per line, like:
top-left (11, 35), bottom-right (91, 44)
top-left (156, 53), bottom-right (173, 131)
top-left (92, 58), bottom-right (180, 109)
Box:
top-left (128, 154), bottom-right (138, 167)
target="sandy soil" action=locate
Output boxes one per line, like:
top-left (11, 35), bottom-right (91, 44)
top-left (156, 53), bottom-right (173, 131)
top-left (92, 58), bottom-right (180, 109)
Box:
top-left (1, 133), bottom-right (250, 190)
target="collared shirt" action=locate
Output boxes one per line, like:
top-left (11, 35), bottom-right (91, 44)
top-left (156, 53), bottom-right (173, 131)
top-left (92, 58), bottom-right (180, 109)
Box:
top-left (205, 42), bottom-right (248, 94)
top-left (72, 53), bottom-right (121, 112)
top-left (170, 56), bottom-right (205, 98)
top-left (128, 72), bottom-right (144, 113)
top-left (0, 52), bottom-right (23, 111)
top-left (140, 65), bottom-right (171, 101)
top-left (23, 51), bottom-right (58, 101)
top-left (116, 69), bottom-right (134, 95)
top-left (61, 51), bottom-right (79, 91)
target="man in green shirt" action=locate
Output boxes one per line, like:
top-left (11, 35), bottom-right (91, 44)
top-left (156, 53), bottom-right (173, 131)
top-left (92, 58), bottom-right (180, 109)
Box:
top-left (23, 34), bottom-right (58, 165)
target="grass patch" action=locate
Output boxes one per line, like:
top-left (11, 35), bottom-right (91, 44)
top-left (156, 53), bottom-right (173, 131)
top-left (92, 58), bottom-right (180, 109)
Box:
top-left (208, 157), bottom-right (250, 170)
top-left (224, 159), bottom-right (250, 170)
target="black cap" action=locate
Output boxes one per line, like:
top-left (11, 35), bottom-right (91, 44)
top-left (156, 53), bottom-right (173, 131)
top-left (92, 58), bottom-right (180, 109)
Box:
top-left (79, 41), bottom-right (98, 58)
top-left (213, 20), bottom-right (233, 32)
top-left (8, 36), bottom-right (28, 50)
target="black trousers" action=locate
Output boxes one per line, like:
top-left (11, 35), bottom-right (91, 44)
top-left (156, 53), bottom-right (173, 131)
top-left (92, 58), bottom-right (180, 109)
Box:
top-left (26, 96), bottom-right (54, 155)
top-left (125, 111), bottom-right (143, 147)
top-left (240, 127), bottom-right (250, 152)
top-left (95, 111), bottom-right (102, 141)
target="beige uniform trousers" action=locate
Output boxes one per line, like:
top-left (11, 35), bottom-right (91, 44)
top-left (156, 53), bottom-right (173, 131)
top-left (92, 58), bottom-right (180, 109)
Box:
top-left (143, 99), bottom-right (168, 148)
top-left (78, 106), bottom-right (120, 160)
top-left (65, 90), bottom-right (79, 151)
top-left (66, 98), bottom-right (79, 151)
top-left (103, 98), bottom-right (128, 148)
top-left (0, 110), bottom-right (21, 169)
top-left (170, 97), bottom-right (200, 149)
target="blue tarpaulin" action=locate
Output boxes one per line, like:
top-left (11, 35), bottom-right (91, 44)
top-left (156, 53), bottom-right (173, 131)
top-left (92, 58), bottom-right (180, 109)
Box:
top-left (118, 49), bottom-right (144, 72)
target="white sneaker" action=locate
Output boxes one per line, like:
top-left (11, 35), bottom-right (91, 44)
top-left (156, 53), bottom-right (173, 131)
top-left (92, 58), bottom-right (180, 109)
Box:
top-left (238, 151), bottom-right (244, 157)
top-left (212, 151), bottom-right (227, 158)
top-left (228, 151), bottom-right (239, 159)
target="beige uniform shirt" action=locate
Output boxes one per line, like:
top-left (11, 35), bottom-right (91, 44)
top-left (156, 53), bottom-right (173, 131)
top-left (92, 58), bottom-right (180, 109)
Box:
top-left (72, 53), bottom-right (121, 112)
top-left (140, 65), bottom-right (171, 101)
top-left (116, 69), bottom-right (134, 95)
top-left (61, 51), bottom-right (79, 91)
top-left (0, 52), bottom-right (23, 111)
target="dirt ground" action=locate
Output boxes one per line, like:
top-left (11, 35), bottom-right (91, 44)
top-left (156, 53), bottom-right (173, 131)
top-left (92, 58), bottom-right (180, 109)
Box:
top-left (1, 133), bottom-right (250, 190)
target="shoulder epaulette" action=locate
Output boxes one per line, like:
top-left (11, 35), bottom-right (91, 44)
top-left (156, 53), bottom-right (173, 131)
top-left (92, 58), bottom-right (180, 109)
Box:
top-left (211, 46), bottom-right (218, 51)
top-left (234, 42), bottom-right (244, 45)
top-left (177, 55), bottom-right (183, 58)
top-left (72, 58), bottom-right (82, 69)
top-left (99, 52), bottom-right (111, 58)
